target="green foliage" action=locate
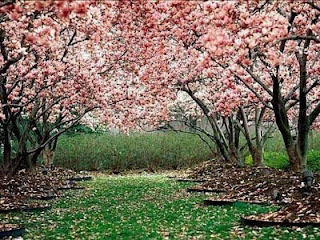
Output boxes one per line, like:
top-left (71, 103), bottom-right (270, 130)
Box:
top-left (245, 152), bottom-right (290, 169)
top-left (2, 175), bottom-right (319, 239)
top-left (263, 133), bottom-right (287, 153)
top-left (306, 150), bottom-right (320, 172)
top-left (54, 132), bottom-right (213, 171)
top-left (262, 131), bottom-right (320, 153)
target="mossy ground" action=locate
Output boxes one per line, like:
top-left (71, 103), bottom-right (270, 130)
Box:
top-left (2, 174), bottom-right (320, 239)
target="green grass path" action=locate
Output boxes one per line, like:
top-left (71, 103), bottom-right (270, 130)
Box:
top-left (2, 174), bottom-right (320, 239)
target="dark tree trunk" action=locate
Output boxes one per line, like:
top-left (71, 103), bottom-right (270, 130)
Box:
top-left (2, 125), bottom-right (12, 174)
top-left (251, 147), bottom-right (264, 166)
top-left (272, 76), bottom-right (308, 172)
top-left (284, 139), bottom-right (307, 172)
top-left (43, 145), bottom-right (55, 167)
top-left (238, 107), bottom-right (266, 167)
top-left (28, 149), bottom-right (42, 173)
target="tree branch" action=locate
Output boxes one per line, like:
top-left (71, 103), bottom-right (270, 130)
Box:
top-left (240, 64), bottom-right (273, 96)
top-left (277, 35), bottom-right (320, 44)
top-left (308, 102), bottom-right (320, 126)
top-left (26, 107), bottom-right (95, 155)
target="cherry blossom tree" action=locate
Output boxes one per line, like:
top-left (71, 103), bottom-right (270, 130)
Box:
top-left (120, 0), bottom-right (277, 166)
top-left (198, 0), bottom-right (320, 171)
top-left (2, 0), bottom-right (320, 175)
top-left (0, 0), bottom-right (179, 175)
top-left (0, 1), bottom-right (96, 174)
top-left (0, 0), bottom-right (138, 175)
top-left (133, 0), bottom-right (320, 171)
top-left (162, 65), bottom-right (275, 166)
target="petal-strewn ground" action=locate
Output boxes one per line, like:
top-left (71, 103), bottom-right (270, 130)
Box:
top-left (2, 174), bottom-right (320, 239)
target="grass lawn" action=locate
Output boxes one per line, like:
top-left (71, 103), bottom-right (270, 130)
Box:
top-left (2, 174), bottom-right (320, 239)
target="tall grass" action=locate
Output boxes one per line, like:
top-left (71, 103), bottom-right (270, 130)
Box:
top-left (54, 132), bottom-right (213, 171)
top-left (54, 129), bottom-right (320, 172)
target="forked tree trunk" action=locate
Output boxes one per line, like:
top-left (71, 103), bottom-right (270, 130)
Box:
top-left (238, 106), bottom-right (267, 167)
top-left (5, 154), bottom-right (28, 176)
top-left (1, 125), bottom-right (28, 176)
top-left (227, 115), bottom-right (242, 163)
top-left (183, 86), bottom-right (242, 163)
top-left (274, 108), bottom-right (309, 172)
top-left (271, 40), bottom-right (311, 172)
top-left (27, 149), bottom-right (43, 173)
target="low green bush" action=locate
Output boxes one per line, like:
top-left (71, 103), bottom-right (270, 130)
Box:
top-left (245, 152), bottom-right (289, 169)
top-left (307, 150), bottom-right (320, 172)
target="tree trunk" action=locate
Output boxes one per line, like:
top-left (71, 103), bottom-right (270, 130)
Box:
top-left (251, 147), bottom-right (264, 166)
top-left (238, 106), bottom-right (265, 167)
top-left (2, 125), bottom-right (12, 174)
top-left (254, 107), bottom-right (265, 166)
top-left (275, 134), bottom-right (306, 172)
top-left (6, 154), bottom-right (28, 176)
top-left (286, 142), bottom-right (305, 172)
top-left (43, 145), bottom-right (55, 167)
top-left (229, 143), bottom-right (241, 162)
top-left (27, 150), bottom-right (42, 173)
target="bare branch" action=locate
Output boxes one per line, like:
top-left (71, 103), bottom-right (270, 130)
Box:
top-left (284, 84), bottom-right (300, 103)
top-left (162, 121), bottom-right (216, 153)
top-left (99, 50), bottom-right (128, 76)
top-left (307, 1), bottom-right (320, 12)
top-left (240, 63), bottom-right (273, 96)
top-left (0, 29), bottom-right (7, 61)
top-left (277, 35), bottom-right (320, 44)
top-left (234, 74), bottom-right (273, 110)
top-left (0, 0), bottom-right (15, 8)
top-left (27, 107), bottom-right (96, 155)
top-left (308, 102), bottom-right (320, 126)
top-left (0, 54), bottom-right (23, 74)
